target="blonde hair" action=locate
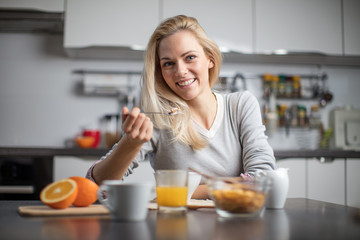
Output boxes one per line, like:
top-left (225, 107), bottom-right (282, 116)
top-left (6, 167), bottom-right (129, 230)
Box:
top-left (141, 15), bottom-right (222, 150)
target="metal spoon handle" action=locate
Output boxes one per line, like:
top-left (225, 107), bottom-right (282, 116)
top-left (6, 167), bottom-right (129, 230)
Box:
top-left (120, 108), bottom-right (181, 116)
top-left (120, 112), bottom-right (172, 116)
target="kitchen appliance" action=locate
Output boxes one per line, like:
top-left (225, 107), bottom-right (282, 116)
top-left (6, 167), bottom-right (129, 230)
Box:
top-left (0, 157), bottom-right (53, 200)
top-left (329, 106), bottom-right (360, 151)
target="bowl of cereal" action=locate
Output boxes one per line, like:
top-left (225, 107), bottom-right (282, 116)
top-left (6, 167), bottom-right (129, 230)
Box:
top-left (207, 176), bottom-right (270, 218)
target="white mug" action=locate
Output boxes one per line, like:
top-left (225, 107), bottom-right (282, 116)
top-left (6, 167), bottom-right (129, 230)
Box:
top-left (98, 180), bottom-right (152, 221)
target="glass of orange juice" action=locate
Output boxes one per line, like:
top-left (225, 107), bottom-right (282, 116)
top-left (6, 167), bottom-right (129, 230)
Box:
top-left (155, 170), bottom-right (188, 213)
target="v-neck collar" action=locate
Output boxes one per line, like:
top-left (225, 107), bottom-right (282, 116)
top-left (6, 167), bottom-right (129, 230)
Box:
top-left (192, 92), bottom-right (224, 138)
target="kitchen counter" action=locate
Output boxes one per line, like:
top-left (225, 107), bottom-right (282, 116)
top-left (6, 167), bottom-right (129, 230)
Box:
top-left (0, 198), bottom-right (359, 240)
top-left (1, 147), bottom-right (360, 159)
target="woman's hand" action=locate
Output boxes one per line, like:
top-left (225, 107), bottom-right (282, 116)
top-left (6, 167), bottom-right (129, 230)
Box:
top-left (121, 107), bottom-right (153, 144)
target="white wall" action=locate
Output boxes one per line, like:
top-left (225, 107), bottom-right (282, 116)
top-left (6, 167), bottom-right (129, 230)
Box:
top-left (0, 33), bottom-right (143, 147)
top-left (1, 32), bottom-right (360, 149)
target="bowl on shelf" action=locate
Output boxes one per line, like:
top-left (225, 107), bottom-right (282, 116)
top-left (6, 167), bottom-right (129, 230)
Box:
top-left (207, 176), bottom-right (270, 218)
top-left (75, 136), bottom-right (95, 149)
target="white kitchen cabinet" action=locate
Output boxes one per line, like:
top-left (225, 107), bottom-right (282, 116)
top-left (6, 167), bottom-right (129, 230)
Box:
top-left (255, 0), bottom-right (342, 55)
top-left (346, 159), bottom-right (360, 208)
top-left (343, 0), bottom-right (360, 55)
top-left (307, 158), bottom-right (345, 205)
top-left (64, 0), bottom-right (159, 49)
top-left (161, 0), bottom-right (253, 53)
top-left (276, 159), bottom-right (306, 198)
top-left (0, 0), bottom-right (64, 12)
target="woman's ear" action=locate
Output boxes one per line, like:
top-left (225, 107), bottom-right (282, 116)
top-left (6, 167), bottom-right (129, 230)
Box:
top-left (208, 59), bottom-right (214, 69)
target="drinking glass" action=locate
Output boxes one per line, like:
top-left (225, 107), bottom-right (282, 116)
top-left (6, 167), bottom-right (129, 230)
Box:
top-left (155, 170), bottom-right (188, 214)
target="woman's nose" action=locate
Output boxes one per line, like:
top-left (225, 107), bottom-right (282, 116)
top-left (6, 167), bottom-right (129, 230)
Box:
top-left (174, 62), bottom-right (188, 76)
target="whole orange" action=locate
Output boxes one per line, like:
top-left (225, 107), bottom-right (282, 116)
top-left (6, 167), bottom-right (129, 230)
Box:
top-left (40, 178), bottom-right (78, 209)
top-left (69, 176), bottom-right (99, 207)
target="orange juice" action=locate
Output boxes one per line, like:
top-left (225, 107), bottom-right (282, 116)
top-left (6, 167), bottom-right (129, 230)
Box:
top-left (156, 186), bottom-right (188, 207)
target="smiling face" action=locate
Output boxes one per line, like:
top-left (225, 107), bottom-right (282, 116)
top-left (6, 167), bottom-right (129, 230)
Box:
top-left (158, 30), bottom-right (214, 102)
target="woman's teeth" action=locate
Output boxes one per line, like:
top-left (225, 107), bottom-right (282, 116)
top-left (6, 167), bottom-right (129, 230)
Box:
top-left (177, 79), bottom-right (195, 86)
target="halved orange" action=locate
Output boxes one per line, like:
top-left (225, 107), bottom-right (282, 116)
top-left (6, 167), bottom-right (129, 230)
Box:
top-left (69, 176), bottom-right (99, 207)
top-left (40, 178), bottom-right (78, 209)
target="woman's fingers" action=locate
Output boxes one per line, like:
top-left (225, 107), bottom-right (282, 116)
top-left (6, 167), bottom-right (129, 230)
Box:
top-left (122, 107), bottom-right (141, 133)
top-left (138, 117), bottom-right (153, 141)
top-left (122, 107), bottom-right (153, 142)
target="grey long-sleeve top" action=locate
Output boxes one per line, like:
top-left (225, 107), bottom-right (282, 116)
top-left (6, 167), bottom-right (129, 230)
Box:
top-left (87, 91), bottom-right (275, 181)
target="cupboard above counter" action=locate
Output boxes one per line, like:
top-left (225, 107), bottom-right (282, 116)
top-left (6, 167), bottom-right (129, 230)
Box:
top-left (62, 0), bottom-right (360, 61)
top-left (255, 0), bottom-right (343, 55)
top-left (64, 0), bottom-right (159, 51)
top-left (61, 0), bottom-right (360, 62)
top-left (2, 0), bottom-right (360, 64)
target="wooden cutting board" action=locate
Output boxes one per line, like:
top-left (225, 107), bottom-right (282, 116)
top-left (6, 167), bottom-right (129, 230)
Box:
top-left (18, 204), bottom-right (110, 217)
top-left (18, 200), bottom-right (214, 217)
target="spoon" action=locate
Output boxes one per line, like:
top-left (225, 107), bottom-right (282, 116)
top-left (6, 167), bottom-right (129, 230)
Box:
top-left (121, 108), bottom-right (181, 116)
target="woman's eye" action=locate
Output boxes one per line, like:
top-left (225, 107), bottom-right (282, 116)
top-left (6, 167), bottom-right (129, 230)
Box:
top-left (186, 55), bottom-right (196, 61)
top-left (163, 62), bottom-right (174, 67)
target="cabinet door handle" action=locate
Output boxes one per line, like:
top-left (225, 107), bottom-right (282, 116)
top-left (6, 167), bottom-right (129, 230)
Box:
top-left (0, 185), bottom-right (34, 194)
top-left (316, 157), bottom-right (335, 163)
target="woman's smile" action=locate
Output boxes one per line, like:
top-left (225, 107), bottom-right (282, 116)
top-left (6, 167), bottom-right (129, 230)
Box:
top-left (177, 78), bottom-right (196, 87)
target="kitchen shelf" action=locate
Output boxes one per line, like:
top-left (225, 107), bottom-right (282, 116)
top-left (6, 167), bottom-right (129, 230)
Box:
top-left (1, 147), bottom-right (359, 159)
top-left (0, 147), bottom-right (108, 158)
top-left (264, 96), bottom-right (319, 100)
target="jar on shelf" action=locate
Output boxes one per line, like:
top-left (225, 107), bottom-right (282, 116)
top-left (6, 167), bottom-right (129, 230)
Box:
top-left (278, 104), bottom-right (287, 127)
top-left (262, 74), bottom-right (272, 98)
top-left (297, 105), bottom-right (307, 127)
top-left (285, 76), bottom-right (293, 98)
top-left (309, 104), bottom-right (322, 129)
top-left (277, 75), bottom-right (286, 97)
top-left (271, 75), bottom-right (279, 96)
top-left (292, 75), bottom-right (301, 98)
top-left (290, 104), bottom-right (298, 127)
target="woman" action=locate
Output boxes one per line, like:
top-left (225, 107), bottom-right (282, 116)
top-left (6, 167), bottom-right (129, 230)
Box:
top-left (87, 15), bottom-right (275, 199)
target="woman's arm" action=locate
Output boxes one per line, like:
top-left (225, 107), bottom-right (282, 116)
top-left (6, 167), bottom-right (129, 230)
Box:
top-left (91, 107), bottom-right (153, 184)
top-left (239, 92), bottom-right (276, 175)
